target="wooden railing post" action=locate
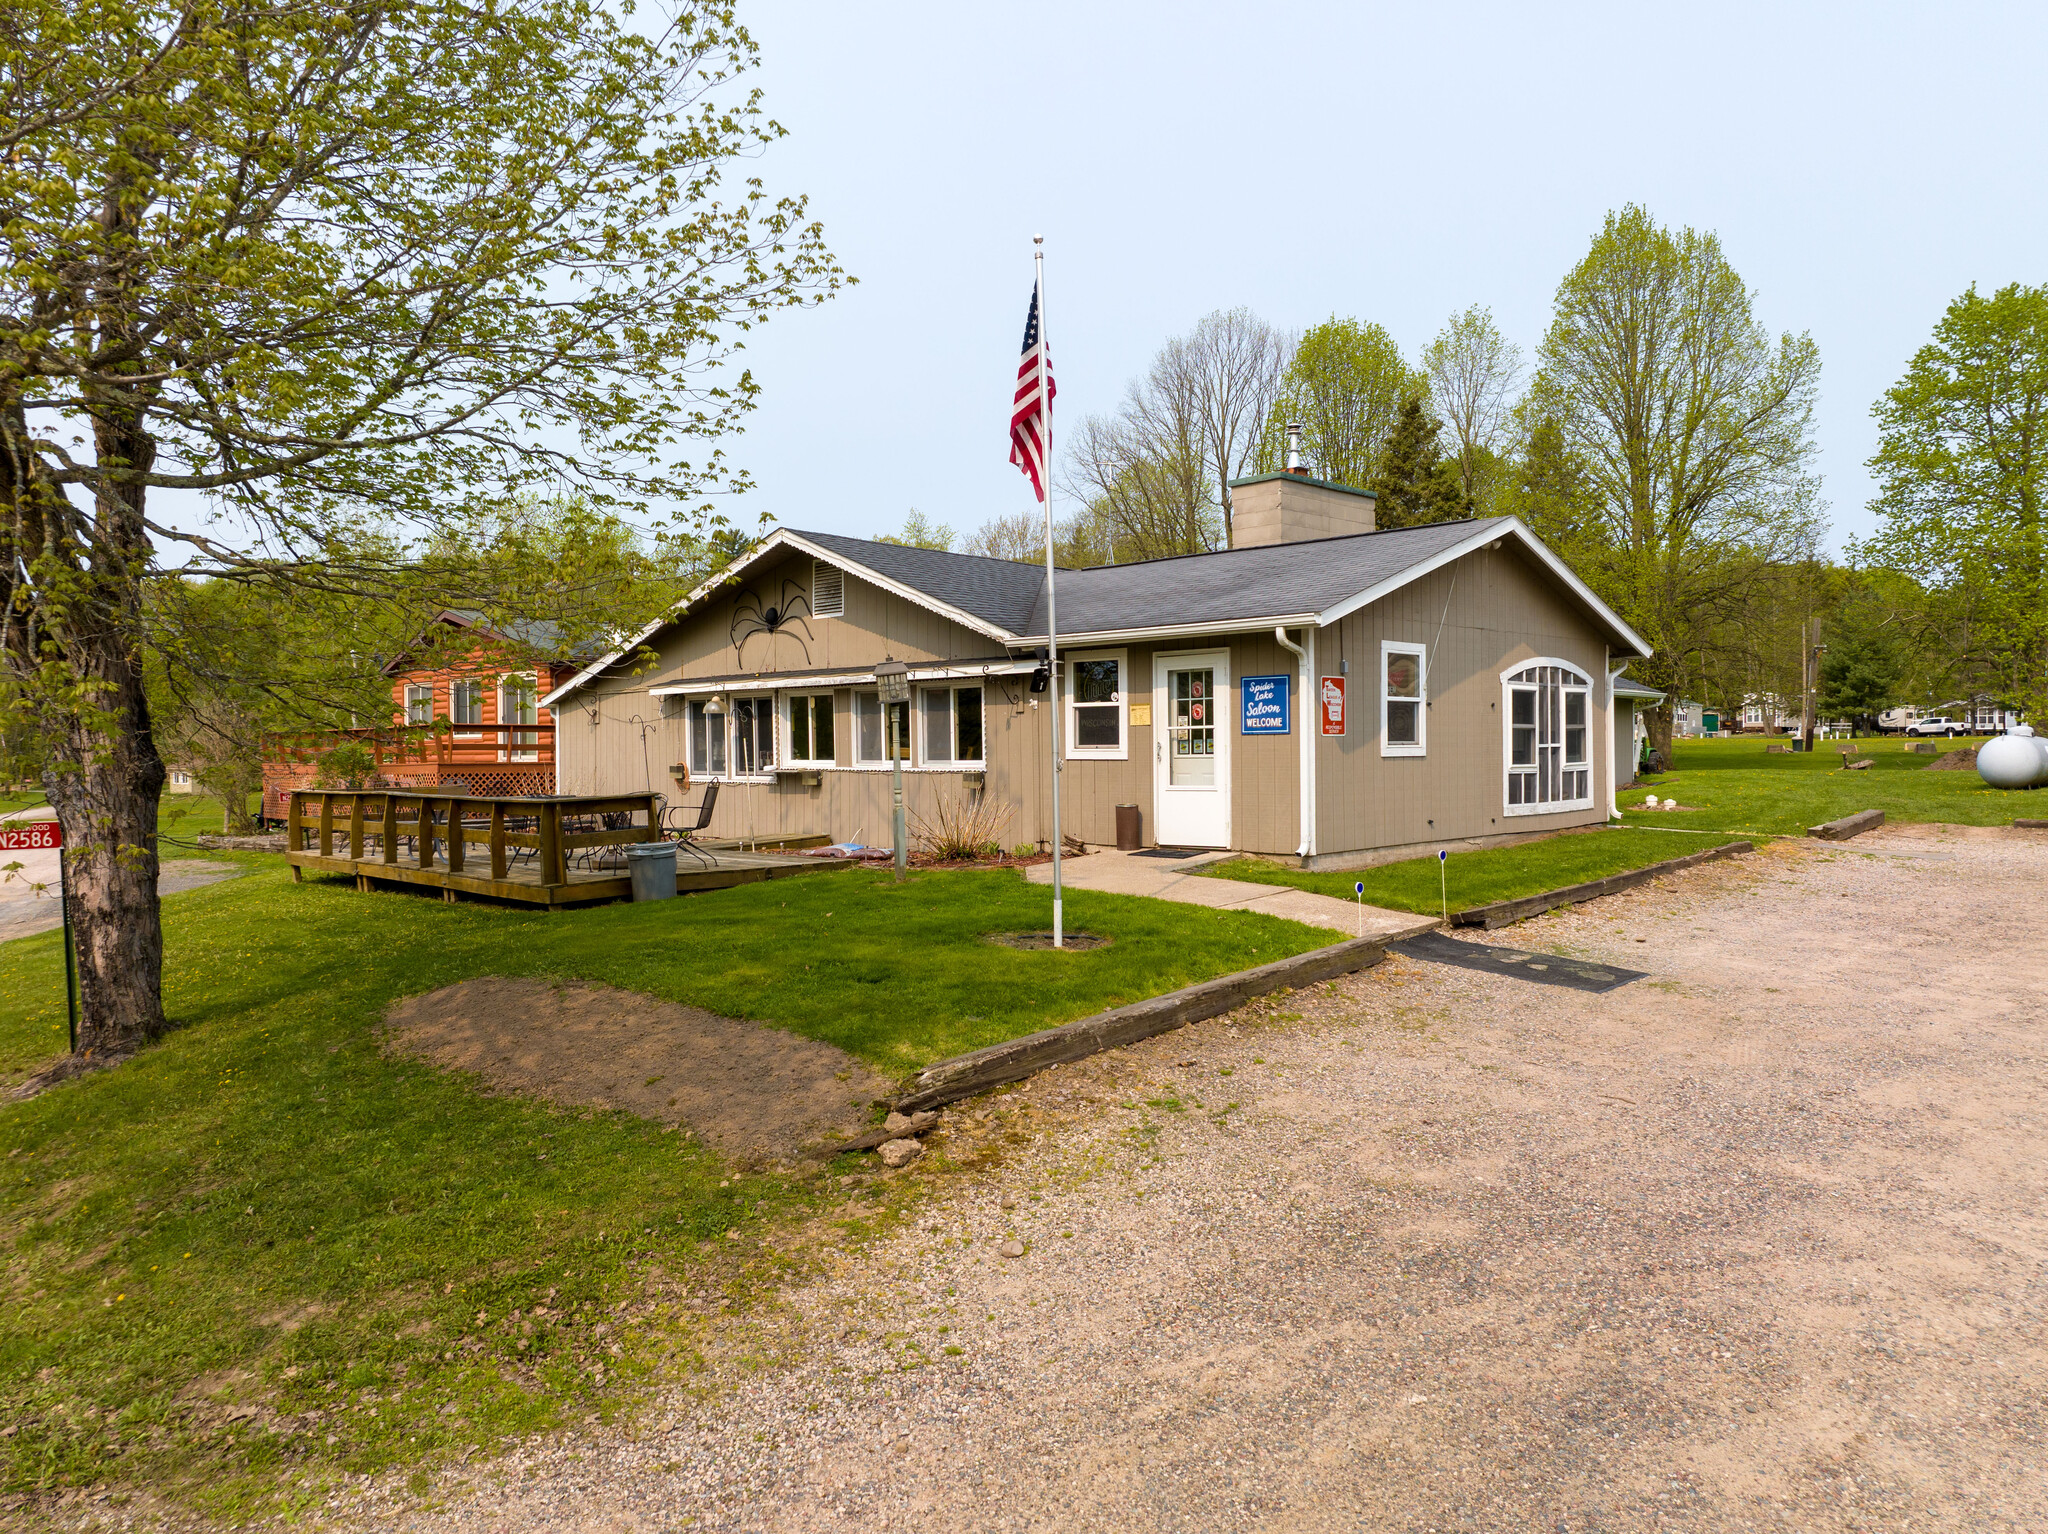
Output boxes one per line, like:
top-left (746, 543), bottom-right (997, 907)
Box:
top-left (489, 802), bottom-right (507, 880)
top-left (417, 795), bottom-right (435, 869)
top-left (288, 792), bottom-right (305, 852)
top-left (348, 794), bottom-right (365, 859)
top-left (383, 792), bottom-right (401, 865)
top-left (318, 793), bottom-right (334, 857)
top-left (644, 793), bottom-right (659, 842)
top-left (447, 797), bottom-right (466, 874)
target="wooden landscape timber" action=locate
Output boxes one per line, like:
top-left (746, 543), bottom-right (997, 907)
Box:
top-left (891, 935), bottom-right (1390, 1113)
top-left (283, 789), bottom-right (854, 903)
top-left (1809, 809), bottom-right (1886, 842)
top-left (1450, 841), bottom-right (1756, 929)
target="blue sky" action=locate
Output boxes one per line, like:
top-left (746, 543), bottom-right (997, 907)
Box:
top-left (715, 0), bottom-right (2047, 556)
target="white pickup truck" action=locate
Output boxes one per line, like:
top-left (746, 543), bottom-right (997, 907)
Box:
top-left (1902, 716), bottom-right (1969, 738)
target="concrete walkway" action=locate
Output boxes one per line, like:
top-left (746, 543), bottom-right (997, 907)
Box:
top-left (1025, 846), bottom-right (1438, 940)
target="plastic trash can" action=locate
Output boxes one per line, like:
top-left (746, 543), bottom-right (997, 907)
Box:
top-left (1115, 803), bottom-right (1141, 851)
top-left (627, 841), bottom-right (679, 901)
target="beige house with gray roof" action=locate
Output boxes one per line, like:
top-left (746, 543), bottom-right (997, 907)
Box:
top-left (541, 472), bottom-right (1651, 868)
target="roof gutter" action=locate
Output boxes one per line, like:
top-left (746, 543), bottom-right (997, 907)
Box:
top-left (1274, 625), bottom-right (1315, 861)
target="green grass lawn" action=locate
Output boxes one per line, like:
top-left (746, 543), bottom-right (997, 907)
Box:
top-left (1620, 733), bottom-right (2036, 835)
top-left (0, 856), bottom-right (1328, 1519)
top-left (1202, 826), bottom-right (1745, 917)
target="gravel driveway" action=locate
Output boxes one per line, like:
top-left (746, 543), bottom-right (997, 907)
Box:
top-left (333, 824), bottom-right (2048, 1534)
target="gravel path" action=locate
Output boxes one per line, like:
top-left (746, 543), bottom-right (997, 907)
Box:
top-left (327, 824), bottom-right (2047, 1534)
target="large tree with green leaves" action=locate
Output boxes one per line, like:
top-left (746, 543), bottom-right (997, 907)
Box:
top-left (1371, 397), bottom-right (1468, 528)
top-left (1257, 316), bottom-right (1419, 490)
top-left (1525, 205), bottom-right (1824, 754)
top-left (1, 0), bottom-right (841, 1062)
top-left (1861, 282), bottom-right (2048, 719)
top-left (1422, 305), bottom-right (1523, 512)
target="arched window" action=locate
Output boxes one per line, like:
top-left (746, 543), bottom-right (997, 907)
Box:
top-left (1502, 660), bottom-right (1592, 813)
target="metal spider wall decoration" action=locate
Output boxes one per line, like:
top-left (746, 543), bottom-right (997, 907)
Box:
top-left (729, 580), bottom-right (815, 667)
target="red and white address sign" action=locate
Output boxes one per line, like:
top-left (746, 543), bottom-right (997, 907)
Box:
top-left (1319, 676), bottom-right (1346, 736)
top-left (0, 822), bottom-right (63, 852)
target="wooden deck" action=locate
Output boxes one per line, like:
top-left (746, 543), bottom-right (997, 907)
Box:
top-left (282, 788), bottom-right (859, 905)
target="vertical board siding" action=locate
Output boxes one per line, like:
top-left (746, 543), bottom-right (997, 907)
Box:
top-left (1313, 545), bottom-right (1614, 855)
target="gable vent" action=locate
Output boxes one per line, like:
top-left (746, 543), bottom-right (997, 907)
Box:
top-left (812, 560), bottom-right (845, 618)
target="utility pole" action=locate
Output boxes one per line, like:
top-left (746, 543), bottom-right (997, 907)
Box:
top-left (1799, 616), bottom-right (1823, 750)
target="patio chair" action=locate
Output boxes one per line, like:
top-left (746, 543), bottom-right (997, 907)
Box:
top-left (661, 781), bottom-right (720, 865)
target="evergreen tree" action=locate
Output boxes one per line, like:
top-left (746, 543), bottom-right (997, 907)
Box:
top-left (1372, 398), bottom-right (1470, 528)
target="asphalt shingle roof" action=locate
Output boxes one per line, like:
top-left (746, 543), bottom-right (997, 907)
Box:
top-left (789, 519), bottom-right (1511, 640)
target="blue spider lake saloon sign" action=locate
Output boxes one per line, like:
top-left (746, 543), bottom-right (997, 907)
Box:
top-left (1240, 674), bottom-right (1290, 734)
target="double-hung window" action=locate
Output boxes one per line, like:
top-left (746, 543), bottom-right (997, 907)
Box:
top-left (732, 695), bottom-right (775, 775)
top-left (787, 694), bottom-right (835, 766)
top-left (450, 679), bottom-right (484, 730)
top-left (1381, 643), bottom-right (1426, 756)
top-left (1503, 661), bottom-right (1592, 813)
top-left (404, 683), bottom-right (433, 725)
top-left (855, 692), bottom-right (910, 763)
top-left (499, 674), bottom-right (539, 762)
top-left (921, 684), bottom-right (984, 765)
top-left (1065, 651), bottom-right (1127, 758)
top-left (688, 699), bottom-right (727, 778)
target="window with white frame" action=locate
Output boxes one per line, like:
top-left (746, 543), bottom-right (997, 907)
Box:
top-left (450, 679), bottom-right (484, 729)
top-left (1381, 643), bottom-right (1426, 756)
top-left (854, 692), bottom-right (910, 763)
top-left (732, 695), bottom-right (775, 775)
top-left (688, 699), bottom-right (727, 777)
top-left (1066, 651), bottom-right (1127, 758)
top-left (1503, 661), bottom-right (1593, 813)
top-left (786, 693), bottom-right (835, 766)
top-left (921, 684), bottom-right (984, 765)
top-left (499, 674), bottom-right (539, 762)
top-left (404, 683), bottom-right (433, 725)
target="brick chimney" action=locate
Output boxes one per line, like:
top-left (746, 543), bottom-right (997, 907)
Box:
top-left (1227, 431), bottom-right (1377, 547)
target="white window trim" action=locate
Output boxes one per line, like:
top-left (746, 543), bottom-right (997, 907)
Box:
top-left (1380, 640), bottom-right (1427, 758)
top-left (781, 691), bottom-right (837, 769)
top-left (851, 691), bottom-right (913, 766)
top-left (919, 682), bottom-right (987, 767)
top-left (498, 673), bottom-right (539, 762)
top-left (687, 697), bottom-right (730, 781)
top-left (403, 682), bottom-right (434, 726)
top-left (1500, 657), bottom-right (1595, 817)
top-left (728, 692), bottom-right (777, 780)
top-left (449, 678), bottom-right (485, 735)
top-left (1064, 647), bottom-right (1129, 761)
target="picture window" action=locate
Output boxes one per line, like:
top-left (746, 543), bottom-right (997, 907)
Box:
top-left (921, 685), bottom-right (984, 765)
top-left (855, 692), bottom-right (910, 763)
top-left (732, 695), bottom-right (775, 775)
top-left (1503, 662), bottom-right (1592, 812)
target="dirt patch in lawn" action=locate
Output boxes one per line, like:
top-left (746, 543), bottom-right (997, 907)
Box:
top-left (382, 978), bottom-right (899, 1165)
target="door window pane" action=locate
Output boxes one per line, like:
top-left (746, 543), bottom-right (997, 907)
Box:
top-left (1168, 668), bottom-right (1215, 786)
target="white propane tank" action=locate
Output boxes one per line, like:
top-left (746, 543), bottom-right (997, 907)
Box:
top-left (1976, 725), bottom-right (2048, 790)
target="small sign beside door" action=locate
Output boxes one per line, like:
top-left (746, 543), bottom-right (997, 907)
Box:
top-left (1240, 674), bottom-right (1290, 734)
top-left (1320, 676), bottom-right (1346, 736)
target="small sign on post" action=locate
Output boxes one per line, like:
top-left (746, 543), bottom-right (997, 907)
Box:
top-left (0, 820), bottom-right (76, 1051)
top-left (1320, 676), bottom-right (1346, 736)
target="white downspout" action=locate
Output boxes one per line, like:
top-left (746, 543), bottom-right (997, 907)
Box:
top-left (1605, 646), bottom-right (1619, 820)
top-left (1276, 626), bottom-right (1315, 862)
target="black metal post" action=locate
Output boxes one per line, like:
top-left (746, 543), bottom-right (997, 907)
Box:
top-left (58, 845), bottom-right (78, 1053)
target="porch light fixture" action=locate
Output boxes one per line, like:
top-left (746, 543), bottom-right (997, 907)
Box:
top-left (875, 660), bottom-right (910, 882)
top-left (703, 693), bottom-right (726, 715)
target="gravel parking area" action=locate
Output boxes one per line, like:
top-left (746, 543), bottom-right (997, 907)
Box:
top-left (325, 824), bottom-right (2046, 1534)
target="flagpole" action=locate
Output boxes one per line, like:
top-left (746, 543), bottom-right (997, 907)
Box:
top-left (1036, 234), bottom-right (1063, 949)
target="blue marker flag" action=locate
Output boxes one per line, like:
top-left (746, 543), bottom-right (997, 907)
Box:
top-left (1354, 881), bottom-right (1365, 895)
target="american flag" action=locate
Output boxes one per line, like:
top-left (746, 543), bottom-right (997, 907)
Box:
top-left (1008, 284), bottom-right (1057, 502)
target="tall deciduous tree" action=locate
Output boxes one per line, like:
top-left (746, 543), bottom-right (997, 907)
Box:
top-left (1861, 282), bottom-right (2048, 719)
top-left (1526, 205), bottom-right (1824, 755)
top-left (0, 0), bottom-right (843, 1060)
top-left (1423, 305), bottom-right (1523, 512)
top-left (1259, 317), bottom-right (1419, 490)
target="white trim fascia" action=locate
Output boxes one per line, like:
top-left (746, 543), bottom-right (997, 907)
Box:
top-left (650, 660), bottom-right (1035, 698)
top-left (1014, 614), bottom-right (1318, 648)
top-left (1313, 518), bottom-right (1653, 659)
top-left (539, 528), bottom-right (1023, 708)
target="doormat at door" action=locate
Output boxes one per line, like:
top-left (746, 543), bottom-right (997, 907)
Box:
top-left (1389, 931), bottom-right (1646, 994)
top-left (1130, 847), bottom-right (1208, 860)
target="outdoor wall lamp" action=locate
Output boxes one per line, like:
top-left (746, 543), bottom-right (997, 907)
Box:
top-left (703, 693), bottom-right (726, 715)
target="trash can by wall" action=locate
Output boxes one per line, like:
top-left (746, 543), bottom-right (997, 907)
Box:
top-left (627, 842), bottom-right (678, 901)
top-left (1115, 803), bottom-right (1141, 851)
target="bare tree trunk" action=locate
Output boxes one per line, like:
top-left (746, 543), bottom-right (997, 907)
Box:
top-left (1647, 702), bottom-right (1675, 765)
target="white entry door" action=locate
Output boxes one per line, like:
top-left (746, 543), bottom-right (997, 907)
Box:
top-left (1152, 650), bottom-right (1231, 847)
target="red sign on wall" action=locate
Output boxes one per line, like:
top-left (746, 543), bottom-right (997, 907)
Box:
top-left (0, 822), bottom-right (62, 852)
top-left (1319, 676), bottom-right (1346, 736)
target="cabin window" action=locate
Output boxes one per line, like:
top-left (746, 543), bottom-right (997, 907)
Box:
top-left (688, 700), bottom-right (727, 778)
top-left (921, 685), bottom-right (984, 765)
top-left (450, 679), bottom-right (484, 728)
top-left (499, 675), bottom-right (539, 762)
top-left (404, 683), bottom-right (433, 725)
top-left (1065, 650), bottom-right (1127, 759)
top-left (1381, 643), bottom-right (1426, 757)
top-left (1503, 661), bottom-right (1593, 814)
top-left (855, 692), bottom-right (910, 763)
top-left (787, 694), bottom-right (835, 766)
top-left (732, 695), bottom-right (775, 775)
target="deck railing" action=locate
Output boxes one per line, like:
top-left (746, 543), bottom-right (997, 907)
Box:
top-left (266, 722), bottom-right (557, 771)
top-left (287, 789), bottom-right (658, 887)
